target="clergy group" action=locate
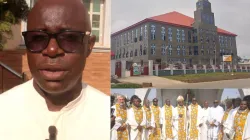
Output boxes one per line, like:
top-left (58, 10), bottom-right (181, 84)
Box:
top-left (110, 94), bottom-right (250, 140)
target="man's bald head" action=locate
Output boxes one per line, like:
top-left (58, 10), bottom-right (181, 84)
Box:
top-left (28, 0), bottom-right (91, 31)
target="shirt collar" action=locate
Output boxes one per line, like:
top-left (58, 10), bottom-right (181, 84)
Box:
top-left (28, 79), bottom-right (88, 112)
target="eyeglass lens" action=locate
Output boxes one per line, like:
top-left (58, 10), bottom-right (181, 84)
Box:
top-left (24, 31), bottom-right (84, 53)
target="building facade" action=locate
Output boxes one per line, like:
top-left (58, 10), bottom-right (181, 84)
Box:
top-left (111, 0), bottom-right (237, 68)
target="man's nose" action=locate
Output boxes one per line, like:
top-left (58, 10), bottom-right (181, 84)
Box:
top-left (42, 38), bottom-right (64, 57)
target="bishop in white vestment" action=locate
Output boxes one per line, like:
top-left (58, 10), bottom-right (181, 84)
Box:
top-left (173, 96), bottom-right (187, 140)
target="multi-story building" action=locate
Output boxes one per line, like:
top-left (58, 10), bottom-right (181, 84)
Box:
top-left (111, 0), bottom-right (237, 68)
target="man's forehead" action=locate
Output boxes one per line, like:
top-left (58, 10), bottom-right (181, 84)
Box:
top-left (28, 1), bottom-right (88, 31)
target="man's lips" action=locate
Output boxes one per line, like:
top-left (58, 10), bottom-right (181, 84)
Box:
top-left (39, 69), bottom-right (68, 81)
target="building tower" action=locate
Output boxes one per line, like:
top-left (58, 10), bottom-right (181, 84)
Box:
top-left (192, 0), bottom-right (219, 65)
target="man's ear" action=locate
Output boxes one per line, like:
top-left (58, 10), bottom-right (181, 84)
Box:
top-left (87, 35), bottom-right (96, 57)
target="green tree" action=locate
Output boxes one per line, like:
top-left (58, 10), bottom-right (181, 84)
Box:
top-left (0, 0), bottom-right (29, 50)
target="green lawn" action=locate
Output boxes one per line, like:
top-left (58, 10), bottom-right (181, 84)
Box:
top-left (111, 83), bottom-right (143, 88)
top-left (162, 72), bottom-right (250, 83)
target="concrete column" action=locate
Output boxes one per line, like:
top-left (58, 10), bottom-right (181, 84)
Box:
top-left (135, 88), bottom-right (149, 104)
top-left (228, 65), bottom-right (231, 72)
top-left (194, 65), bottom-right (197, 74)
top-left (148, 60), bottom-right (153, 76)
top-left (240, 66), bottom-right (243, 72)
top-left (156, 89), bottom-right (163, 106)
top-left (170, 64), bottom-right (174, 75)
top-left (220, 64), bottom-right (224, 72)
top-left (155, 64), bottom-right (159, 76)
top-left (234, 65), bottom-right (237, 72)
top-left (212, 65), bottom-right (216, 72)
top-left (245, 66), bottom-right (248, 72)
top-left (111, 60), bottom-right (116, 76)
top-left (121, 60), bottom-right (126, 78)
top-left (203, 65), bottom-right (207, 73)
top-left (182, 64), bottom-right (186, 75)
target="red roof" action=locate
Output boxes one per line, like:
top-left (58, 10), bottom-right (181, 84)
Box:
top-left (112, 11), bottom-right (237, 36)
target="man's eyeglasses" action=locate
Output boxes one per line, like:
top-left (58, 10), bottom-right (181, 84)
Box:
top-left (22, 30), bottom-right (90, 53)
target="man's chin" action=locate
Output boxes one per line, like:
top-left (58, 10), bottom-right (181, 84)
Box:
top-left (40, 80), bottom-right (68, 95)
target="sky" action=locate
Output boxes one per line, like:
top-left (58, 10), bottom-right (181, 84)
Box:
top-left (111, 88), bottom-right (240, 101)
top-left (112, 0), bottom-right (250, 58)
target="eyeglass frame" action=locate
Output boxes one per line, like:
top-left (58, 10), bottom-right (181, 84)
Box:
top-left (21, 30), bottom-right (91, 53)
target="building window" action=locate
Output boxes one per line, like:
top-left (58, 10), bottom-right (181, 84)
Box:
top-left (127, 32), bottom-right (130, 44)
top-left (177, 29), bottom-right (181, 42)
top-left (140, 45), bottom-right (143, 56)
top-left (182, 46), bottom-right (185, 56)
top-left (194, 46), bottom-right (199, 55)
top-left (140, 26), bottom-right (143, 41)
top-left (135, 29), bottom-right (138, 42)
top-left (161, 27), bottom-right (166, 41)
top-left (229, 37), bottom-right (232, 46)
top-left (188, 31), bottom-right (192, 43)
top-left (131, 30), bottom-right (134, 43)
top-left (220, 49), bottom-right (223, 56)
top-left (168, 27), bottom-right (172, 42)
top-left (124, 33), bottom-right (126, 45)
top-left (144, 25), bottom-right (147, 39)
top-left (116, 50), bottom-right (118, 59)
top-left (151, 44), bottom-right (156, 55)
top-left (161, 44), bottom-right (166, 55)
top-left (117, 36), bottom-right (119, 47)
top-left (130, 50), bottom-right (133, 57)
top-left (120, 35), bottom-right (123, 46)
top-left (83, 0), bottom-right (104, 45)
top-left (181, 30), bottom-right (185, 42)
top-left (151, 25), bottom-right (156, 40)
top-left (122, 48), bottom-right (125, 58)
top-left (225, 36), bottom-right (227, 47)
top-left (143, 46), bottom-right (147, 55)
top-left (189, 46), bottom-right (192, 55)
top-left (119, 49), bottom-right (122, 58)
top-left (168, 45), bottom-right (172, 56)
top-left (183, 58), bottom-right (186, 63)
top-left (135, 49), bottom-right (138, 56)
top-left (177, 46), bottom-right (180, 55)
top-left (201, 50), bottom-right (204, 55)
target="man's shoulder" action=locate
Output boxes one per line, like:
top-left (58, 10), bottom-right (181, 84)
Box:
top-left (84, 83), bottom-right (108, 99)
top-left (0, 80), bottom-right (32, 101)
top-left (82, 83), bottom-right (109, 109)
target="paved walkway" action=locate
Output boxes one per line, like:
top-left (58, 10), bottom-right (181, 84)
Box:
top-left (118, 76), bottom-right (250, 88)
